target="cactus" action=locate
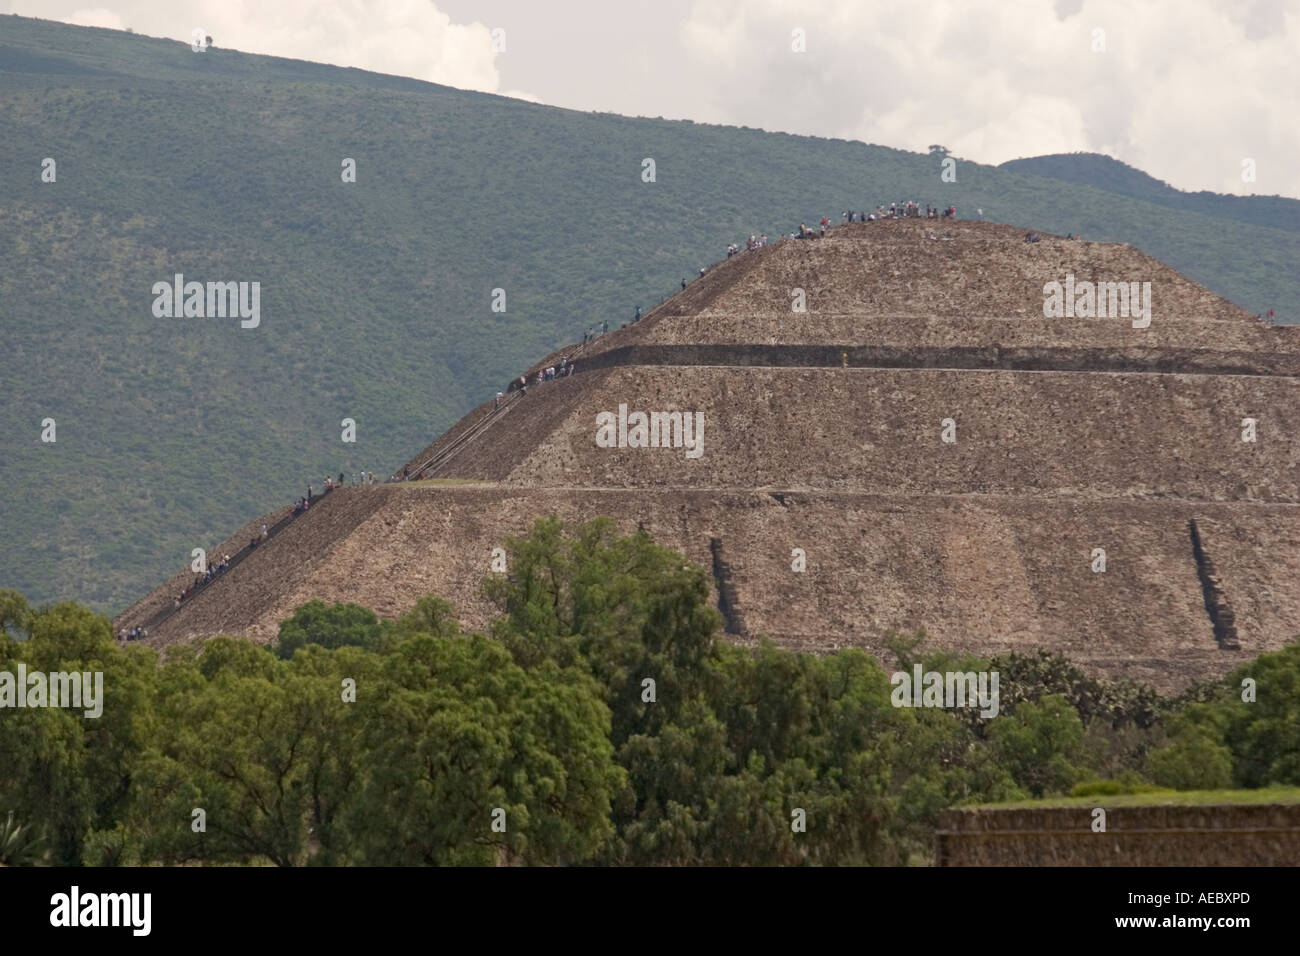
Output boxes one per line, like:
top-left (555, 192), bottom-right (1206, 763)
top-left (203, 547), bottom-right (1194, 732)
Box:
top-left (0, 811), bottom-right (49, 867)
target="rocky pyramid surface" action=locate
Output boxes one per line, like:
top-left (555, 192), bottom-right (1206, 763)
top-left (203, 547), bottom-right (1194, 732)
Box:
top-left (116, 220), bottom-right (1300, 691)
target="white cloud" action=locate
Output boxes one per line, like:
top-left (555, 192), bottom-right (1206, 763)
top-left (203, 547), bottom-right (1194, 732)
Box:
top-left (7, 0), bottom-right (1296, 198)
top-left (8, 0), bottom-right (524, 96)
top-left (674, 0), bottom-right (1300, 198)
top-left (62, 7), bottom-right (125, 29)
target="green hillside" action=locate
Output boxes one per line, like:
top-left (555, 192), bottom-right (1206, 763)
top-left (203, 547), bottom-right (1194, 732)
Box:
top-left (1000, 151), bottom-right (1300, 234)
top-left (2, 14), bottom-right (1297, 612)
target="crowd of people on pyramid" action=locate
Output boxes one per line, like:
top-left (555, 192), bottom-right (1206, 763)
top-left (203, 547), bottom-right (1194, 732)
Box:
top-left (767, 204), bottom-right (962, 241)
top-left (202, 554), bottom-right (231, 580)
top-left (165, 552), bottom-right (234, 611)
top-left (538, 358), bottom-right (575, 383)
top-left (727, 234), bottom-right (769, 257)
top-left (494, 197), bottom-right (971, 414)
top-left (839, 202), bottom-right (959, 222)
top-left (512, 355), bottom-right (578, 397)
top-left (130, 472), bottom-right (394, 627)
top-left (1027, 232), bottom-right (1086, 243)
top-left (717, 203), bottom-right (970, 258)
top-left (507, 323), bottom-right (600, 398)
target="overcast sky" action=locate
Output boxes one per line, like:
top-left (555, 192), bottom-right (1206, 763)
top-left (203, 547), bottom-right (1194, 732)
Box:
top-left (10, 0), bottom-right (1298, 199)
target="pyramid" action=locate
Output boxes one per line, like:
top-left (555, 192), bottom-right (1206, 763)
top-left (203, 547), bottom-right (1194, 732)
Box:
top-left (115, 220), bottom-right (1300, 691)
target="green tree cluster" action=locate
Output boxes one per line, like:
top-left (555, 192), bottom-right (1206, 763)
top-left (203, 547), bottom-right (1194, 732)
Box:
top-left (1, 526), bottom-right (1298, 866)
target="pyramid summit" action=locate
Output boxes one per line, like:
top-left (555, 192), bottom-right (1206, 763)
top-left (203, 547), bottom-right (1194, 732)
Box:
top-left (116, 219), bottom-right (1300, 692)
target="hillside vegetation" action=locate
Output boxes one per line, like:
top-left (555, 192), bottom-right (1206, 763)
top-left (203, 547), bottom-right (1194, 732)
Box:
top-left (2, 15), bottom-right (1297, 611)
top-left (1000, 151), bottom-right (1300, 234)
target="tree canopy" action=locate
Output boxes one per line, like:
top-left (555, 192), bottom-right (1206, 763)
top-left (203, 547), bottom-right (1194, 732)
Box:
top-left (2, 521), bottom-right (1297, 865)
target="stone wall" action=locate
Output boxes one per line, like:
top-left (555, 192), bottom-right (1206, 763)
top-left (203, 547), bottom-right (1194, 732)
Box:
top-left (936, 803), bottom-right (1300, 866)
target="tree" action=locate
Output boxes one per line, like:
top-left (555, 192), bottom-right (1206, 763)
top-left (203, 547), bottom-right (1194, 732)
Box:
top-left (0, 588), bottom-right (32, 638)
top-left (346, 633), bottom-right (622, 865)
top-left (1149, 732), bottom-right (1233, 791)
top-left (391, 595), bottom-right (461, 640)
top-left (1220, 643), bottom-right (1300, 786)
top-left (987, 694), bottom-right (1085, 797)
top-left (127, 639), bottom-right (371, 866)
top-left (486, 517), bottom-right (722, 745)
top-left (987, 649), bottom-right (1161, 730)
top-left (0, 601), bottom-right (158, 865)
top-left (275, 600), bottom-right (381, 658)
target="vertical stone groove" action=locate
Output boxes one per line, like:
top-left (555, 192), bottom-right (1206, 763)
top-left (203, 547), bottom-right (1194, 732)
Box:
top-left (1189, 519), bottom-right (1240, 650)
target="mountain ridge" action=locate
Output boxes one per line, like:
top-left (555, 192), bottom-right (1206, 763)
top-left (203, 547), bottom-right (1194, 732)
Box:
top-left (999, 151), bottom-right (1300, 233)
